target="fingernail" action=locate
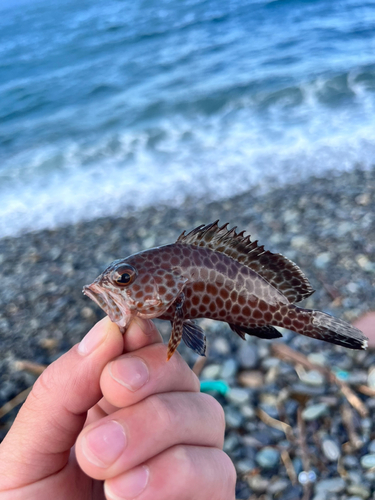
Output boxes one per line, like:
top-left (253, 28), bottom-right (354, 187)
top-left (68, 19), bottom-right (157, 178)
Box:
top-left (78, 320), bottom-right (108, 356)
top-left (109, 357), bottom-right (149, 391)
top-left (82, 420), bottom-right (127, 468)
top-left (133, 317), bottom-right (155, 336)
top-left (105, 465), bottom-right (149, 499)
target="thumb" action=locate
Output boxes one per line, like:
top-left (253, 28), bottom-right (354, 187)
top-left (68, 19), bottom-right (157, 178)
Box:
top-left (0, 317), bottom-right (123, 490)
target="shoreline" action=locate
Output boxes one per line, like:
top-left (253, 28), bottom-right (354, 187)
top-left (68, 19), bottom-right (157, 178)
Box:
top-left (1, 166), bottom-right (375, 498)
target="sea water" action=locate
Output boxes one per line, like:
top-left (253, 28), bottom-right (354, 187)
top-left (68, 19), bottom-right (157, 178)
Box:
top-left (0, 0), bottom-right (374, 237)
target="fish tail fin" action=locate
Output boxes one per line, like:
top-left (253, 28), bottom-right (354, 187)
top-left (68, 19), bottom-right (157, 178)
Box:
top-left (301, 309), bottom-right (368, 350)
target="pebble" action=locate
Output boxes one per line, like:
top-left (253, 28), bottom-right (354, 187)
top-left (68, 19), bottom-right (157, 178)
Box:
top-left (367, 366), bottom-right (375, 389)
top-left (238, 370), bottom-right (264, 388)
top-left (247, 474), bottom-right (268, 493)
top-left (321, 439), bottom-right (341, 461)
top-left (238, 343), bottom-right (259, 369)
top-left (343, 455), bottom-right (360, 469)
top-left (200, 364), bottom-right (221, 379)
top-left (346, 484), bottom-right (371, 499)
top-left (315, 252), bottom-right (331, 268)
top-left (240, 404), bottom-right (256, 419)
top-left (221, 358), bottom-right (238, 379)
top-left (368, 440), bottom-right (375, 454)
top-left (267, 478), bottom-right (289, 495)
top-left (226, 388), bottom-right (250, 406)
top-left (291, 382), bottom-right (327, 396)
top-left (314, 477), bottom-right (346, 494)
top-left (236, 458), bottom-right (255, 474)
top-left (224, 407), bottom-right (243, 429)
top-left (360, 454), bottom-right (375, 469)
top-left (301, 403), bottom-right (329, 421)
top-left (223, 434), bottom-right (239, 453)
top-left (307, 353), bottom-right (327, 366)
top-left (255, 447), bottom-right (280, 469)
top-left (299, 470), bottom-right (317, 484)
top-left (298, 369), bottom-right (325, 386)
top-left (211, 337), bottom-right (230, 355)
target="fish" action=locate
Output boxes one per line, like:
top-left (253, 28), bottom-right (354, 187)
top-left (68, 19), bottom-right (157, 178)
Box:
top-left (83, 221), bottom-right (368, 359)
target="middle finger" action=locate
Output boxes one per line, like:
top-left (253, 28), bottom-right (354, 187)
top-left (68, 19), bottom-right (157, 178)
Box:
top-left (76, 391), bottom-right (225, 480)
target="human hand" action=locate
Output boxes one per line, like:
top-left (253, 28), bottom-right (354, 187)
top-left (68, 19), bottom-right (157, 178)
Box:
top-left (0, 317), bottom-right (236, 500)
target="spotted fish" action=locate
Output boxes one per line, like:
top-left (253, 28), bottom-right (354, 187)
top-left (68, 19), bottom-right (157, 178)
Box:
top-left (83, 221), bottom-right (367, 359)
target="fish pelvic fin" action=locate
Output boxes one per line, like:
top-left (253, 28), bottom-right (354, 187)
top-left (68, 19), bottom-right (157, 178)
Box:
top-left (300, 309), bottom-right (368, 350)
top-left (177, 221), bottom-right (314, 303)
top-left (229, 323), bottom-right (282, 340)
top-left (167, 292), bottom-right (185, 360)
top-left (182, 320), bottom-right (207, 356)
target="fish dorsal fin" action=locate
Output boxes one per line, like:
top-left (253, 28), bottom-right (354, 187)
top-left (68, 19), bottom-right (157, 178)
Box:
top-left (177, 221), bottom-right (314, 303)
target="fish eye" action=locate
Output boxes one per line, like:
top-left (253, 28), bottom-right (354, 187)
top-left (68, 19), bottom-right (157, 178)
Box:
top-left (111, 265), bottom-right (137, 286)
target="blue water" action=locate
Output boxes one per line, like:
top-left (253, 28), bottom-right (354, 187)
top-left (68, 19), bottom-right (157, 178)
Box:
top-left (1, 0), bottom-right (375, 237)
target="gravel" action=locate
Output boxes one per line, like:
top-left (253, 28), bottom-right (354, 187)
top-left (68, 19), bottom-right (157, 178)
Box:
top-left (1, 166), bottom-right (375, 499)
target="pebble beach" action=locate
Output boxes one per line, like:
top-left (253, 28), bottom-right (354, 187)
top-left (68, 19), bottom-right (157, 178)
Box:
top-left (1, 166), bottom-right (375, 500)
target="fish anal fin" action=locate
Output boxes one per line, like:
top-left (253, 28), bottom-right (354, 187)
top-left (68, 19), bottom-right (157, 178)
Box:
top-left (182, 320), bottom-right (207, 356)
top-left (229, 323), bottom-right (282, 340)
top-left (177, 221), bottom-right (315, 303)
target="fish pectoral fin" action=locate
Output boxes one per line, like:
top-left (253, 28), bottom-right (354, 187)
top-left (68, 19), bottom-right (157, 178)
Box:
top-left (167, 292), bottom-right (185, 360)
top-left (228, 323), bottom-right (282, 340)
top-left (182, 320), bottom-right (207, 357)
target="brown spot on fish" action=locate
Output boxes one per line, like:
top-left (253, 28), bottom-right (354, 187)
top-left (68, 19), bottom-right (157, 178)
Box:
top-left (193, 282), bottom-right (205, 293)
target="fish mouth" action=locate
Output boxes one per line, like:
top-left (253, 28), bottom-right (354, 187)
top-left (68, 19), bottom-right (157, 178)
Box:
top-left (83, 283), bottom-right (109, 311)
top-left (83, 282), bottom-right (132, 328)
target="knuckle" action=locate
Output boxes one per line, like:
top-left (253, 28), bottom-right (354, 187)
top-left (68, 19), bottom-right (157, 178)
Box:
top-left (27, 366), bottom-right (56, 407)
top-left (147, 393), bottom-right (177, 430)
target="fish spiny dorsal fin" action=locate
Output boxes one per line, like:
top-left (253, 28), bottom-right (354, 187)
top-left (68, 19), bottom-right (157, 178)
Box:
top-left (177, 221), bottom-right (315, 303)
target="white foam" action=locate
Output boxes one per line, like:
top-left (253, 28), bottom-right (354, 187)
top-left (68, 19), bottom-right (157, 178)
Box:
top-left (1, 75), bottom-right (375, 238)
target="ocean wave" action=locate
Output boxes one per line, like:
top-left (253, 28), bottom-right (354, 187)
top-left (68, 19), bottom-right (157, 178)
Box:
top-left (1, 0), bottom-right (375, 237)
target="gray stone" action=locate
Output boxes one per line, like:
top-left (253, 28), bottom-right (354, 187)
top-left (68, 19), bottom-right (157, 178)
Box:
top-left (224, 407), bottom-right (243, 429)
top-left (301, 403), bottom-right (329, 421)
top-left (226, 388), bottom-right (250, 406)
top-left (321, 439), bottom-right (341, 461)
top-left (312, 494), bottom-right (328, 500)
top-left (368, 367), bottom-right (375, 389)
top-left (255, 447), bottom-right (280, 469)
top-left (368, 440), bottom-right (375, 454)
top-left (307, 353), bottom-right (327, 366)
top-left (200, 364), bottom-right (221, 379)
top-left (236, 458), bottom-right (255, 475)
top-left (347, 484), bottom-right (371, 499)
top-left (221, 358), bottom-right (238, 379)
top-left (360, 454), bottom-right (375, 469)
top-left (211, 337), bottom-right (230, 355)
top-left (223, 434), bottom-right (239, 453)
top-left (291, 382), bottom-right (327, 396)
top-left (299, 470), bottom-right (317, 484)
top-left (314, 477), bottom-right (346, 494)
top-left (267, 479), bottom-right (289, 495)
top-left (240, 404), bottom-right (256, 419)
top-left (298, 369), bottom-right (325, 386)
top-left (247, 474), bottom-right (268, 493)
top-left (315, 252), bottom-right (331, 269)
top-left (343, 455), bottom-right (359, 468)
top-left (238, 343), bottom-right (259, 369)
